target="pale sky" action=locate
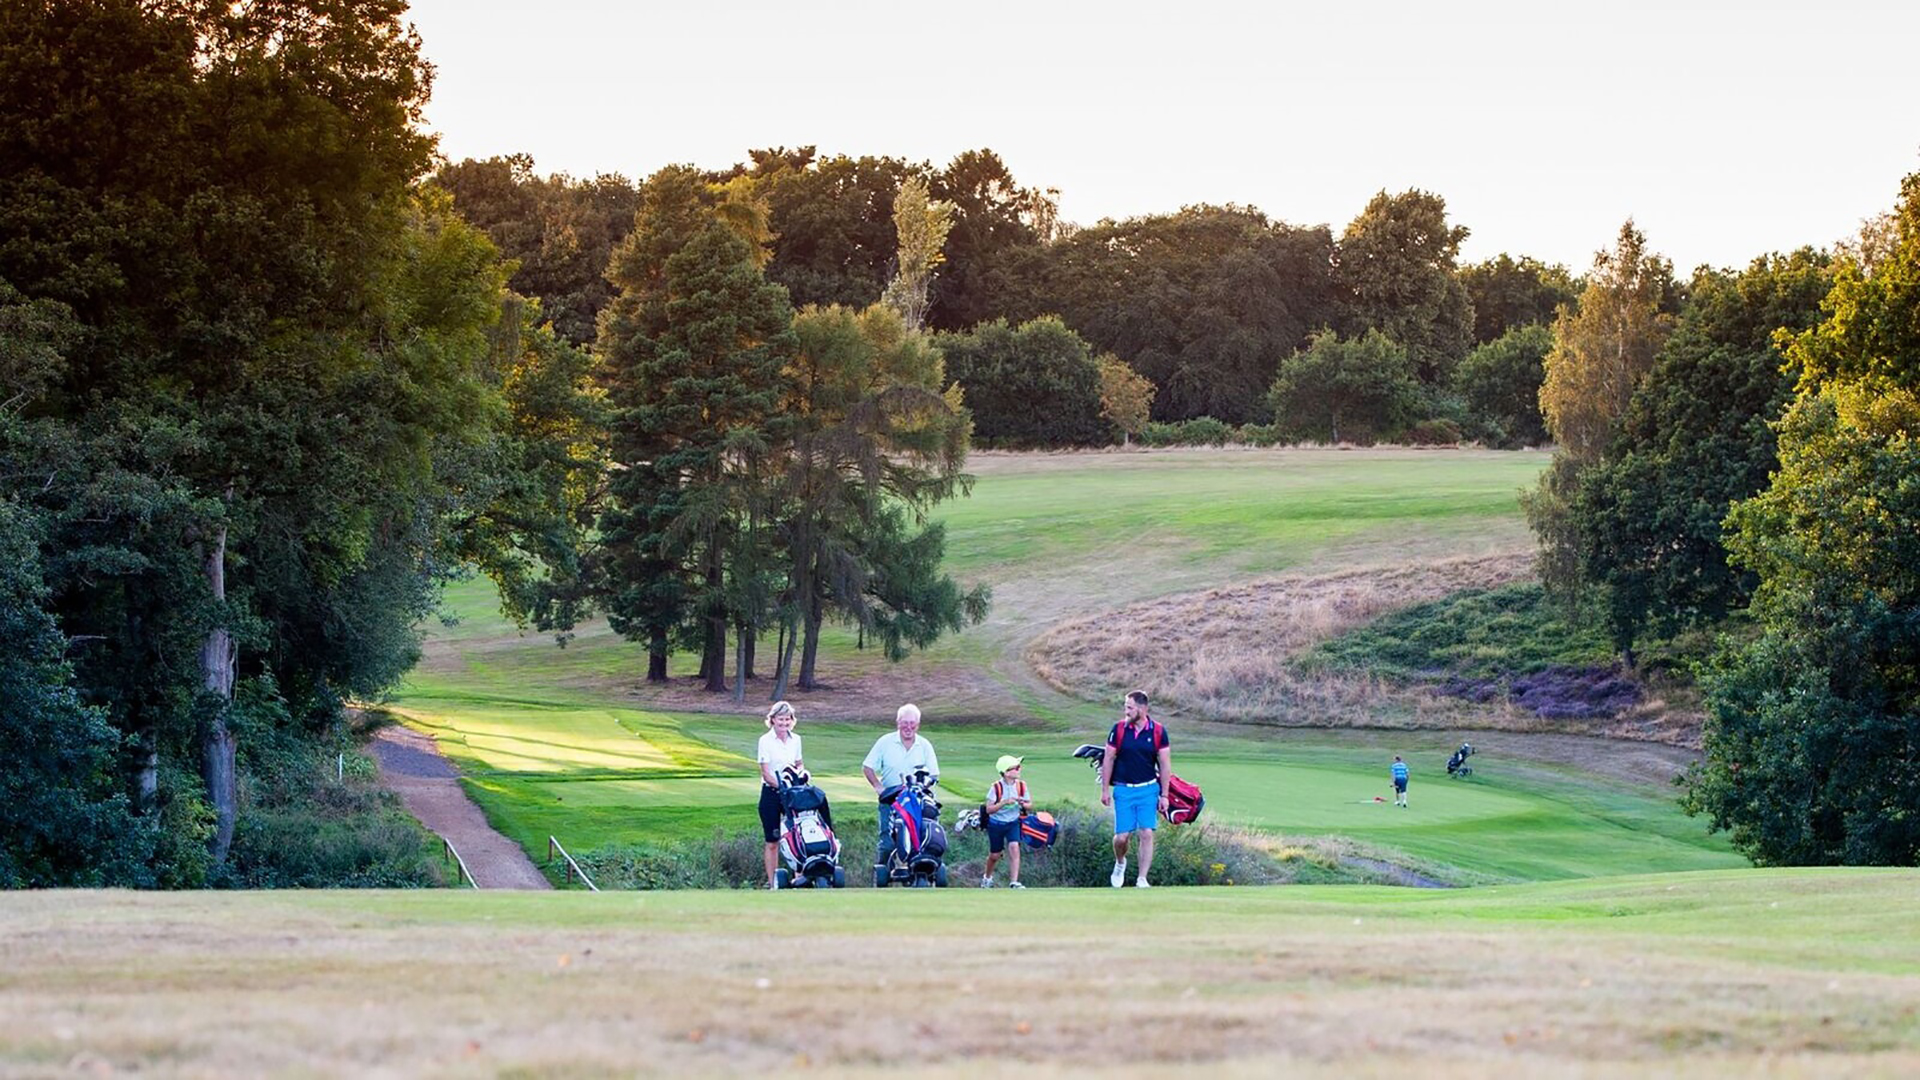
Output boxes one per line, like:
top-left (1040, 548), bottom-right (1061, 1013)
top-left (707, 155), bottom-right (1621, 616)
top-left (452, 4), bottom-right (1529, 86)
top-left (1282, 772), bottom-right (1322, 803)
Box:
top-left (407, 0), bottom-right (1920, 274)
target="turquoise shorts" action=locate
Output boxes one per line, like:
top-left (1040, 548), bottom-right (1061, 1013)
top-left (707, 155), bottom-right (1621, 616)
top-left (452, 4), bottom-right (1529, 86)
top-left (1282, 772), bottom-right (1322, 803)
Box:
top-left (1113, 783), bottom-right (1159, 834)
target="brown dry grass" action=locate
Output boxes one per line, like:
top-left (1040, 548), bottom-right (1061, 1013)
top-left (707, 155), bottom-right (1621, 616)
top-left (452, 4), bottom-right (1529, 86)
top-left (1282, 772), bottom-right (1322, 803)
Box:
top-left (5, 880), bottom-right (1918, 1078)
top-left (1030, 554), bottom-right (1554, 732)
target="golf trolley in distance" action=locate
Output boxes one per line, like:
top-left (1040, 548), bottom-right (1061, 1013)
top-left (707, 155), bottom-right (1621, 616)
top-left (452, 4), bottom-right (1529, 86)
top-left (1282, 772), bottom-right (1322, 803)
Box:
top-left (873, 768), bottom-right (948, 888)
top-left (774, 768), bottom-right (846, 889)
top-left (1446, 742), bottom-right (1476, 778)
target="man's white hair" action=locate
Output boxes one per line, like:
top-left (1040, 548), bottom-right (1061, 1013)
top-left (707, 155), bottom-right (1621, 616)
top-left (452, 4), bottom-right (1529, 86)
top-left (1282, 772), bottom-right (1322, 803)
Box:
top-left (895, 703), bottom-right (921, 725)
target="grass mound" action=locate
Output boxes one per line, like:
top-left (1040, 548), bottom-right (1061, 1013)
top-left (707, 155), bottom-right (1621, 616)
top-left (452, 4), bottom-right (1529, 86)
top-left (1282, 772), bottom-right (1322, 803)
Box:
top-left (1028, 554), bottom-right (1536, 727)
top-left (1303, 582), bottom-right (1612, 679)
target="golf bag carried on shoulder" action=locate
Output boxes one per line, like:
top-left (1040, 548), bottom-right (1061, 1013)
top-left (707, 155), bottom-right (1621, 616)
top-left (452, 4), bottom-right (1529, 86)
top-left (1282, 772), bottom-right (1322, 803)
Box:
top-left (775, 768), bottom-right (845, 889)
top-left (875, 768), bottom-right (948, 888)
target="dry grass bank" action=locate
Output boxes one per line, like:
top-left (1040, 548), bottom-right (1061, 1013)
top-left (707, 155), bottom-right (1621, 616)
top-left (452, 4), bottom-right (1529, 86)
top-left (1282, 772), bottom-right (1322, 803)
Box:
top-left (1029, 546), bottom-right (1706, 748)
top-left (1029, 554), bottom-right (1548, 728)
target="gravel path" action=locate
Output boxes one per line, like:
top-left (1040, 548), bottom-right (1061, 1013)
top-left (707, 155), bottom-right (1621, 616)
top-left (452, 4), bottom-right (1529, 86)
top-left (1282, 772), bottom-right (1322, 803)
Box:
top-left (370, 725), bottom-right (551, 890)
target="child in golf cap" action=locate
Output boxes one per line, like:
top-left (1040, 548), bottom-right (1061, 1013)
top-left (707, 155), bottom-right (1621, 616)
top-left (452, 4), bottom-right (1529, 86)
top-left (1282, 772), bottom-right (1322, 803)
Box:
top-left (981, 754), bottom-right (1032, 888)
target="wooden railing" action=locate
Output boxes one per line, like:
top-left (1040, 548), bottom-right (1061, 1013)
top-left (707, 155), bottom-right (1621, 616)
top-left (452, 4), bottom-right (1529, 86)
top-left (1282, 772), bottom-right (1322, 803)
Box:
top-left (547, 835), bottom-right (599, 892)
top-left (442, 836), bottom-right (478, 889)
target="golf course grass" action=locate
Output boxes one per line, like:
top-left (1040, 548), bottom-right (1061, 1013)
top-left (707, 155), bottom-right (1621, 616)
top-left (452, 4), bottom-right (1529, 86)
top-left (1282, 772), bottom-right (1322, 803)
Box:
top-left (386, 448), bottom-right (1743, 885)
top-left (6, 871), bottom-right (1918, 1075)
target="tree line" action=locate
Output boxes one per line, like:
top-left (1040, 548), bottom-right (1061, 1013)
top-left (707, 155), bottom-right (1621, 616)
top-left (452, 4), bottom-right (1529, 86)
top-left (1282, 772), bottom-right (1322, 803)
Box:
top-left (1522, 186), bottom-right (1920, 867)
top-left (439, 155), bottom-right (1580, 450)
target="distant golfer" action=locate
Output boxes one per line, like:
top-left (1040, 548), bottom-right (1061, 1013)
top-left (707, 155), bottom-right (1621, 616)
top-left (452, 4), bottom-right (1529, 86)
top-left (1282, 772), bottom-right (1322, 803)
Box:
top-left (1392, 755), bottom-right (1409, 808)
top-left (757, 701), bottom-right (805, 889)
top-left (1100, 690), bottom-right (1170, 888)
top-left (862, 704), bottom-right (940, 866)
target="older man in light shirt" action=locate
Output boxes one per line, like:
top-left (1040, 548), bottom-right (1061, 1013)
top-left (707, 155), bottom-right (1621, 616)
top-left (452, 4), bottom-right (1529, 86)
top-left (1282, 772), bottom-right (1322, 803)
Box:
top-left (862, 703), bottom-right (939, 867)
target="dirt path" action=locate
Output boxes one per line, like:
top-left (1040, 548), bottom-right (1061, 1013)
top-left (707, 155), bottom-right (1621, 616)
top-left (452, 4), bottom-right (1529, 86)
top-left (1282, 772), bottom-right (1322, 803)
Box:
top-left (369, 725), bottom-right (551, 890)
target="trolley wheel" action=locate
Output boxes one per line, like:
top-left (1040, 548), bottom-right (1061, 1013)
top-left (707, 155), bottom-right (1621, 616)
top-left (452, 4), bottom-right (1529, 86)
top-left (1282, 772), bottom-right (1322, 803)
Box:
top-left (934, 864), bottom-right (949, 888)
top-left (832, 866), bottom-right (847, 889)
top-left (774, 868), bottom-right (791, 889)
top-left (873, 865), bottom-right (888, 888)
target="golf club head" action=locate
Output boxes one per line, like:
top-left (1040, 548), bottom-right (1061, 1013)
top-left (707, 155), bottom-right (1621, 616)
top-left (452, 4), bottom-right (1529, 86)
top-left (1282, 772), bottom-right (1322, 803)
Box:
top-left (1072, 744), bottom-right (1105, 768)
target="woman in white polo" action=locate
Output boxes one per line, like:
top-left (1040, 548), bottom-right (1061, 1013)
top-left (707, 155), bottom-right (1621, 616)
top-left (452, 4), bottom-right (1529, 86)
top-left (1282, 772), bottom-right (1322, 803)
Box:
top-left (757, 700), bottom-right (804, 889)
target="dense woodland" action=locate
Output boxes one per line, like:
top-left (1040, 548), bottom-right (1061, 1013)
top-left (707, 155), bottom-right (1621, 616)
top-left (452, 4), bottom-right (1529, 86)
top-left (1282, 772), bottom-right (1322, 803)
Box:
top-left (2, 0), bottom-right (1914, 885)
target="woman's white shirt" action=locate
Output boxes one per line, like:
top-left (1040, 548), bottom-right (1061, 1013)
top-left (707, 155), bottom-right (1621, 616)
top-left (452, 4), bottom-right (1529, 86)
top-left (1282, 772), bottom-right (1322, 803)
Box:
top-left (757, 730), bottom-right (803, 780)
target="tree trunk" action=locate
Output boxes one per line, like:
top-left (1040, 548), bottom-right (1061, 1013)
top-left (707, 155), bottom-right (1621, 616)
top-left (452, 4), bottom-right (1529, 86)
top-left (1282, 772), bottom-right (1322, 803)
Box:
top-left (798, 595), bottom-right (823, 691)
top-left (703, 616), bottom-right (727, 692)
top-left (137, 738), bottom-right (158, 814)
top-left (733, 626), bottom-right (747, 703)
top-left (702, 544), bottom-right (728, 691)
top-left (742, 629), bottom-right (756, 681)
top-left (200, 519), bottom-right (238, 864)
top-left (647, 626), bottom-right (669, 682)
top-left (772, 614), bottom-right (798, 702)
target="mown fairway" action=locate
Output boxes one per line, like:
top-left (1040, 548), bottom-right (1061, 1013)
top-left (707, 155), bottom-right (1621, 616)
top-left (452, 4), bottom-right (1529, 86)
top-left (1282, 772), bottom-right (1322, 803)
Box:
top-left (387, 448), bottom-right (1741, 883)
top-left (6, 871), bottom-right (1918, 1076)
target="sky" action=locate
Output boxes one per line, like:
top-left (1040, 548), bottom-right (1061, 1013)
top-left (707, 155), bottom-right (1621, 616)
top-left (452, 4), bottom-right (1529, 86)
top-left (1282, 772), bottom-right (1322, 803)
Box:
top-left (405, 0), bottom-right (1920, 273)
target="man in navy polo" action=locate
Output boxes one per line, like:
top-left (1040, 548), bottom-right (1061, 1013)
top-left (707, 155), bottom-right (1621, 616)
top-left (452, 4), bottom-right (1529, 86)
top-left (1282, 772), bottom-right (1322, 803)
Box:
top-left (1099, 690), bottom-right (1171, 887)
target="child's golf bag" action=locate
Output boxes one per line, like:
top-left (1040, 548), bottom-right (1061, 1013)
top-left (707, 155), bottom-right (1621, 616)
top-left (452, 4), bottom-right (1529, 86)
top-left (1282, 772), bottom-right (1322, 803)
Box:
top-left (1072, 743), bottom-right (1205, 825)
top-left (1018, 811), bottom-right (1059, 849)
top-left (776, 768), bottom-right (845, 889)
top-left (875, 768), bottom-right (948, 888)
top-left (1446, 742), bottom-right (1476, 778)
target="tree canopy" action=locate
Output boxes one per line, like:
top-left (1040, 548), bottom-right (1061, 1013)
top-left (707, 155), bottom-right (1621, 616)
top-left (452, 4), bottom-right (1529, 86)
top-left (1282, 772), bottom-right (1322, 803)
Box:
top-left (1687, 174), bottom-right (1920, 866)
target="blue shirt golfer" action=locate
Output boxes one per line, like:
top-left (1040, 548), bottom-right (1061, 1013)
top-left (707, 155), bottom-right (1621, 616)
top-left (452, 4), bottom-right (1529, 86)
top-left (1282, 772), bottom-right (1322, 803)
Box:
top-left (1100, 690), bottom-right (1171, 888)
top-left (1392, 755), bottom-right (1409, 808)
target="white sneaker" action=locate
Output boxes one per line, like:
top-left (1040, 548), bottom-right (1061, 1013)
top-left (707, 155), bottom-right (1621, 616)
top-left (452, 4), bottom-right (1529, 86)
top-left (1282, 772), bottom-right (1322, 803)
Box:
top-left (1009, 881), bottom-right (1025, 889)
top-left (980, 877), bottom-right (994, 888)
top-left (1136, 878), bottom-right (1151, 889)
top-left (1110, 860), bottom-right (1127, 888)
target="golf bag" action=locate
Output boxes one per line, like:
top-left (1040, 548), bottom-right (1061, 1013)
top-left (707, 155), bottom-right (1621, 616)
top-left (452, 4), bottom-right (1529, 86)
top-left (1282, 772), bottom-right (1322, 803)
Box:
top-left (1446, 742), bottom-right (1475, 778)
top-left (1071, 743), bottom-right (1205, 825)
top-left (1164, 773), bottom-right (1205, 825)
top-left (775, 769), bottom-right (845, 889)
top-left (1018, 811), bottom-right (1059, 849)
top-left (875, 768), bottom-right (948, 888)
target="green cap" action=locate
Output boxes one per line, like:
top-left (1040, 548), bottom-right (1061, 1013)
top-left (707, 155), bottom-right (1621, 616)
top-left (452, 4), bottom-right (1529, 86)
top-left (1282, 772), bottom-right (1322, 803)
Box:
top-left (996, 754), bottom-right (1024, 774)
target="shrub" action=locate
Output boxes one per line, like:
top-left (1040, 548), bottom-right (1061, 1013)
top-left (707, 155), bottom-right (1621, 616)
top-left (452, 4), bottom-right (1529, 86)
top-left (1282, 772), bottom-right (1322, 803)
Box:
top-left (1138, 421), bottom-right (1182, 447)
top-left (215, 690), bottom-right (448, 888)
top-left (579, 829), bottom-right (768, 889)
top-left (1403, 418), bottom-right (1464, 445)
top-left (1236, 423), bottom-right (1288, 447)
top-left (934, 317), bottom-right (1106, 447)
top-left (1453, 323), bottom-right (1553, 447)
top-left (1269, 329), bottom-right (1421, 445)
top-left (943, 806), bottom-right (1287, 887)
top-left (1173, 416), bottom-right (1232, 446)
